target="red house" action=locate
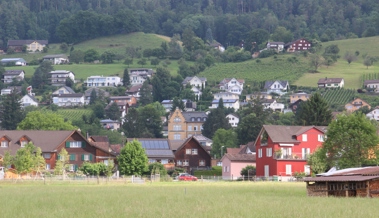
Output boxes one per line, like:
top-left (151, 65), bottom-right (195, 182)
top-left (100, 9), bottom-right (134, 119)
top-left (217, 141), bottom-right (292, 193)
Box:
top-left (255, 125), bottom-right (326, 181)
top-left (284, 38), bottom-right (311, 52)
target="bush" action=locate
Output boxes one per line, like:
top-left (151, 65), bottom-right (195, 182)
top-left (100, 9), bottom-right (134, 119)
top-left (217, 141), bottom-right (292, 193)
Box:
top-left (258, 50), bottom-right (276, 58)
top-left (193, 166), bottom-right (222, 177)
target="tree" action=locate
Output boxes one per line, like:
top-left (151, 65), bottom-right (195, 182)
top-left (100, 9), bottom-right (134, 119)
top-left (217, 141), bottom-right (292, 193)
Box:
top-left (167, 34), bottom-right (183, 59)
top-left (240, 165), bottom-right (256, 179)
top-left (309, 54), bottom-right (324, 72)
top-left (123, 68), bottom-right (130, 87)
top-left (101, 51), bottom-right (116, 64)
top-left (271, 26), bottom-right (293, 43)
top-left (344, 51), bottom-right (358, 65)
top-left (31, 61), bottom-right (54, 90)
top-left (202, 108), bottom-right (230, 139)
top-left (0, 93), bottom-right (24, 130)
top-left (91, 102), bottom-right (105, 119)
top-left (122, 108), bottom-right (143, 138)
top-left (295, 93), bottom-right (332, 126)
top-left (151, 58), bottom-right (160, 66)
top-left (124, 58), bottom-right (133, 67)
top-left (105, 102), bottom-right (121, 121)
top-left (137, 58), bottom-right (147, 67)
top-left (54, 148), bottom-right (69, 176)
top-left (84, 49), bottom-right (100, 62)
top-left (125, 46), bottom-right (141, 59)
top-left (307, 148), bottom-right (328, 174)
top-left (139, 81), bottom-right (153, 106)
top-left (171, 98), bottom-right (185, 112)
top-left (236, 113), bottom-right (265, 145)
top-left (363, 56), bottom-right (379, 69)
top-left (211, 129), bottom-right (238, 158)
top-left (13, 142), bottom-right (38, 175)
top-left (205, 27), bottom-right (214, 44)
top-left (138, 104), bottom-right (163, 138)
top-left (320, 112), bottom-right (379, 169)
top-left (89, 89), bottom-right (98, 105)
top-left (60, 43), bottom-right (69, 52)
top-left (117, 140), bottom-right (148, 175)
top-left (17, 111), bottom-right (77, 130)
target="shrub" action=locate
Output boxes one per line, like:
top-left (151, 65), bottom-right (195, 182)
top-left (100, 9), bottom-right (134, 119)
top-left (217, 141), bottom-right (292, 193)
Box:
top-left (193, 166), bottom-right (222, 177)
top-left (258, 50), bottom-right (275, 58)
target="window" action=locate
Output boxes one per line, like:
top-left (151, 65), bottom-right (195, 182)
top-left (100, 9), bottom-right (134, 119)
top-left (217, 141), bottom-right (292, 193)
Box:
top-left (68, 141), bottom-right (83, 148)
top-left (266, 148), bottom-right (272, 157)
top-left (286, 165), bottom-right (292, 175)
top-left (302, 148), bottom-right (310, 159)
top-left (68, 164), bottom-right (75, 172)
top-left (183, 160), bottom-right (189, 166)
top-left (161, 159), bottom-right (168, 164)
top-left (302, 134), bottom-right (307, 142)
top-left (174, 117), bottom-right (181, 122)
top-left (258, 149), bottom-right (262, 158)
top-left (194, 126), bottom-right (197, 131)
top-left (1, 141), bottom-right (8, 147)
top-left (177, 160), bottom-right (182, 166)
top-left (173, 125), bottom-right (182, 131)
top-left (199, 160), bottom-right (205, 166)
top-left (318, 134), bottom-right (324, 142)
top-left (264, 165), bottom-right (269, 177)
top-left (46, 164), bottom-right (51, 170)
top-left (186, 149), bottom-right (191, 154)
top-left (192, 149), bottom-right (198, 155)
top-left (197, 118), bottom-right (201, 121)
top-left (188, 125), bottom-right (192, 131)
top-left (69, 154), bottom-right (76, 161)
top-left (43, 153), bottom-right (51, 159)
top-left (281, 148), bottom-right (292, 159)
top-left (224, 166), bottom-right (227, 172)
top-left (20, 140), bottom-right (28, 147)
top-left (304, 165), bottom-right (311, 175)
top-left (174, 134), bottom-right (181, 140)
top-left (149, 159), bottom-right (156, 163)
top-left (82, 154), bottom-right (92, 161)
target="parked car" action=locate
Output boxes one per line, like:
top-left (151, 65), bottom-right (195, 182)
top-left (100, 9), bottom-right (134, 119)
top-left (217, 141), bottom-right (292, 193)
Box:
top-left (178, 173), bottom-right (198, 181)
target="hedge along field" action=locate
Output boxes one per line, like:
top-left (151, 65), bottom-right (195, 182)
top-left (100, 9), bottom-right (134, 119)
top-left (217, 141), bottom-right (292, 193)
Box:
top-left (199, 55), bottom-right (310, 86)
top-left (1, 182), bottom-right (379, 218)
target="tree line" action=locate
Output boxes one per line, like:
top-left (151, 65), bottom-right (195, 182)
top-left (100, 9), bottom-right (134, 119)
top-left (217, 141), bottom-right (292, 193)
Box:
top-left (1, 0), bottom-right (379, 48)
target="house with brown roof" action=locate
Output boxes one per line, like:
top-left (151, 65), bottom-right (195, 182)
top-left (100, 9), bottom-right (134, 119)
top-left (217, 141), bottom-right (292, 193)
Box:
top-left (174, 136), bottom-right (212, 173)
top-left (7, 40), bottom-right (48, 52)
top-left (2, 70), bottom-right (25, 84)
top-left (345, 98), bottom-right (371, 112)
top-left (167, 108), bottom-right (207, 140)
top-left (290, 92), bottom-right (310, 103)
top-left (317, 78), bottom-right (344, 88)
top-left (0, 130), bottom-right (115, 172)
top-left (284, 38), bottom-right (311, 52)
top-left (255, 125), bottom-right (327, 181)
top-left (364, 80), bottom-right (379, 92)
top-left (222, 144), bottom-right (256, 180)
top-left (305, 166), bottom-right (379, 197)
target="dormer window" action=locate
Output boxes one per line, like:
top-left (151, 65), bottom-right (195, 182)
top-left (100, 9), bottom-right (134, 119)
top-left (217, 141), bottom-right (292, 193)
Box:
top-left (1, 141), bottom-right (9, 147)
top-left (191, 117), bottom-right (195, 121)
top-left (197, 118), bottom-right (201, 121)
top-left (20, 140), bottom-right (28, 147)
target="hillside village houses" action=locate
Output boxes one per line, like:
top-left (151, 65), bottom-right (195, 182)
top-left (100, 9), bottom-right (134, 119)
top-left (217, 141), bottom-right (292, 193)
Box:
top-left (364, 80), bottom-right (379, 92)
top-left (168, 108), bottom-right (207, 140)
top-left (1, 58), bottom-right (27, 66)
top-left (7, 40), bottom-right (48, 52)
top-left (264, 80), bottom-right (289, 95)
top-left (317, 77), bottom-right (344, 88)
top-left (266, 42), bottom-right (285, 52)
top-left (49, 70), bottom-right (75, 86)
top-left (161, 99), bottom-right (196, 112)
top-left (366, 107), bottom-right (379, 121)
top-left (345, 97), bottom-right (371, 112)
top-left (226, 113), bottom-right (239, 127)
top-left (85, 75), bottom-right (122, 87)
top-left (218, 78), bottom-right (244, 95)
top-left (0, 86), bottom-right (22, 95)
top-left (284, 38), bottom-right (312, 52)
top-left (43, 54), bottom-right (69, 65)
top-left (290, 92), bottom-right (310, 103)
top-left (2, 70), bottom-right (25, 84)
top-left (129, 68), bottom-right (154, 85)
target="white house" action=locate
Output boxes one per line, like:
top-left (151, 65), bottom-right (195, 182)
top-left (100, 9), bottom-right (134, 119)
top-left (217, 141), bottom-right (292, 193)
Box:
top-left (261, 99), bottom-right (285, 112)
top-left (0, 86), bottom-right (22, 95)
top-left (191, 86), bottom-right (202, 98)
top-left (43, 54), bottom-right (69, 65)
top-left (129, 68), bottom-right (154, 85)
top-left (210, 99), bottom-right (240, 111)
top-left (364, 80), bottom-right (379, 92)
top-left (52, 93), bottom-right (84, 107)
top-left (1, 58), bottom-right (27, 66)
top-left (85, 76), bottom-right (122, 87)
top-left (181, 76), bottom-right (207, 88)
top-left (317, 78), bottom-right (344, 88)
top-left (366, 108), bottom-right (379, 121)
top-left (20, 94), bottom-right (38, 108)
top-left (49, 70), bottom-right (75, 86)
top-left (219, 78), bottom-right (244, 95)
top-left (226, 114), bottom-right (239, 127)
top-left (52, 86), bottom-right (75, 95)
top-left (100, 119), bottom-right (121, 130)
top-left (161, 99), bottom-right (196, 112)
top-left (266, 42), bottom-right (285, 52)
top-left (264, 80), bottom-right (289, 95)
top-left (2, 70), bottom-right (25, 84)
top-left (213, 92), bottom-right (240, 100)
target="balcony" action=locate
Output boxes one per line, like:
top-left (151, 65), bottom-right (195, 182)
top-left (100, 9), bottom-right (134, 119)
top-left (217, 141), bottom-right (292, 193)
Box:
top-left (274, 152), bottom-right (309, 160)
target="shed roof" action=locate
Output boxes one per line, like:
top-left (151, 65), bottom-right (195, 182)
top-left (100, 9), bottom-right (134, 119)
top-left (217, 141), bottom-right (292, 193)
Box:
top-left (317, 78), bottom-right (343, 84)
top-left (304, 175), bottom-right (379, 182)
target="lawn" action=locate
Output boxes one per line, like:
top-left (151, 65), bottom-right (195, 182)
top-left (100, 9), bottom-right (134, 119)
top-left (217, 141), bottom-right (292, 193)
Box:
top-left (1, 182), bottom-right (379, 218)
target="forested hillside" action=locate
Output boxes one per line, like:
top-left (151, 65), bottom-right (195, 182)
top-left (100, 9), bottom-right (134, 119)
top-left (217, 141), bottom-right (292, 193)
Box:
top-left (1, 0), bottom-right (379, 49)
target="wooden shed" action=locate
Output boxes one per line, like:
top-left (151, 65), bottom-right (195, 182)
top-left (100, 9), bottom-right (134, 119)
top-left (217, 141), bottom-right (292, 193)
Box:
top-left (304, 167), bottom-right (379, 197)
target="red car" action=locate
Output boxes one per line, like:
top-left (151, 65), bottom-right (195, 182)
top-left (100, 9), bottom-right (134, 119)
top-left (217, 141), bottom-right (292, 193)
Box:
top-left (178, 173), bottom-right (198, 181)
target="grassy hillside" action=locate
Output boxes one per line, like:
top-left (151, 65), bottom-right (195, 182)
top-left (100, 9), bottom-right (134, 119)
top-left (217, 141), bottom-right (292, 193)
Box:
top-left (199, 54), bottom-right (310, 85)
top-left (294, 36), bottom-right (379, 89)
top-left (55, 109), bottom-right (93, 122)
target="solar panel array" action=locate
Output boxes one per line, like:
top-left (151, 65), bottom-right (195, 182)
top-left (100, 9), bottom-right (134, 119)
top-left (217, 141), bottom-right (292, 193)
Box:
top-left (140, 140), bottom-right (169, 149)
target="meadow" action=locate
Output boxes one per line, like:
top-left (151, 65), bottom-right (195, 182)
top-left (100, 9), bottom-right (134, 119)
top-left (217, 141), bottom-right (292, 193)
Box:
top-left (1, 182), bottom-right (379, 218)
top-left (56, 109), bottom-right (93, 122)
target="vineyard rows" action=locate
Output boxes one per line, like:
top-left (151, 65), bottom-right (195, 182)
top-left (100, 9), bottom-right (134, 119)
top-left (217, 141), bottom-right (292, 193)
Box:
top-left (361, 73), bottom-right (379, 85)
top-left (56, 109), bottom-right (93, 122)
top-left (322, 89), bottom-right (355, 105)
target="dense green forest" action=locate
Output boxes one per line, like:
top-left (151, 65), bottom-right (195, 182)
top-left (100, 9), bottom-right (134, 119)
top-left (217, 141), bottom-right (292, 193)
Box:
top-left (1, 0), bottom-right (379, 49)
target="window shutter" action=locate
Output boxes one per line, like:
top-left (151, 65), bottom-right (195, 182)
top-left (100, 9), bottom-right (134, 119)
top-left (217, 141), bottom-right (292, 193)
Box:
top-left (74, 165), bottom-right (78, 171)
top-left (82, 141), bottom-right (86, 148)
top-left (81, 154), bottom-right (84, 161)
top-left (65, 141), bottom-right (70, 148)
top-left (89, 154), bottom-right (93, 161)
top-left (57, 155), bottom-right (60, 160)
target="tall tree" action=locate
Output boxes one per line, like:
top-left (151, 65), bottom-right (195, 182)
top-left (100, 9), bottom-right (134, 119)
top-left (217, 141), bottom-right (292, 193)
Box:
top-left (138, 104), bottom-right (163, 138)
top-left (117, 140), bottom-right (148, 175)
top-left (211, 129), bottom-right (238, 158)
top-left (13, 142), bottom-right (38, 175)
top-left (0, 93), bottom-right (24, 130)
top-left (31, 61), bottom-right (54, 90)
top-left (202, 108), bottom-right (230, 139)
top-left (17, 111), bottom-right (77, 130)
top-left (105, 102), bottom-right (121, 121)
top-left (171, 98), bottom-right (185, 112)
top-left (295, 93), bottom-right (332, 126)
top-left (89, 89), bottom-right (98, 105)
top-left (123, 68), bottom-right (130, 87)
top-left (320, 112), bottom-right (379, 169)
top-left (123, 108), bottom-right (143, 138)
top-left (54, 148), bottom-right (69, 176)
top-left (139, 81), bottom-right (153, 106)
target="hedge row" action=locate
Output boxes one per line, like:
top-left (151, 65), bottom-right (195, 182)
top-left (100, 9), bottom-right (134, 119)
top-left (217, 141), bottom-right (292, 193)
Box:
top-left (193, 167), bottom-right (222, 177)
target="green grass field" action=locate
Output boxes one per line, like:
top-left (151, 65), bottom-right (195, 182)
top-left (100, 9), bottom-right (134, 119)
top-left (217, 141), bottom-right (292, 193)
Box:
top-left (55, 109), bottom-right (93, 122)
top-left (1, 182), bottom-right (379, 218)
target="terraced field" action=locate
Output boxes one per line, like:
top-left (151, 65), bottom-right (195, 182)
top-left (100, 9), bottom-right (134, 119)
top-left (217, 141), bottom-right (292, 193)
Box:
top-left (55, 109), bottom-right (93, 122)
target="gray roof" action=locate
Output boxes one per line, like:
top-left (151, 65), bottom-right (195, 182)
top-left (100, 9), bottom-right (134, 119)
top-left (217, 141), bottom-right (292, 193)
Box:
top-left (145, 150), bottom-right (175, 158)
top-left (182, 111), bottom-right (207, 122)
top-left (264, 80), bottom-right (289, 89)
top-left (54, 93), bottom-right (83, 98)
top-left (1, 58), bottom-right (26, 63)
top-left (8, 40), bottom-right (48, 46)
top-left (4, 70), bottom-right (24, 76)
top-left (84, 87), bottom-right (109, 97)
top-left (58, 86), bottom-right (75, 94)
top-left (110, 96), bottom-right (133, 100)
top-left (25, 94), bottom-right (38, 102)
top-left (43, 54), bottom-right (68, 59)
top-left (182, 76), bottom-right (207, 85)
top-left (126, 138), bottom-right (174, 159)
top-left (49, 70), bottom-right (73, 74)
top-left (317, 78), bottom-right (343, 84)
top-left (364, 80), bottom-right (379, 85)
top-left (222, 153), bottom-right (256, 162)
top-left (261, 125), bottom-right (327, 143)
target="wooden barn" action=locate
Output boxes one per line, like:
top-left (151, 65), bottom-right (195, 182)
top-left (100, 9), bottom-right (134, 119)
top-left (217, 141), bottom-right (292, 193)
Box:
top-left (304, 167), bottom-right (379, 197)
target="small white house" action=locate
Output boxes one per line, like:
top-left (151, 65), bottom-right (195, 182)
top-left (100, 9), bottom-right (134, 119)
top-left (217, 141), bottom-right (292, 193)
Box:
top-left (181, 76), bottom-right (207, 88)
top-left (129, 68), bottom-right (154, 85)
top-left (210, 99), bottom-right (240, 111)
top-left (1, 58), bottom-right (27, 66)
top-left (52, 93), bottom-right (84, 107)
top-left (219, 78), bottom-right (244, 95)
top-left (264, 80), bottom-right (289, 95)
top-left (52, 86), bottom-right (75, 95)
top-left (2, 70), bottom-right (25, 84)
top-left (213, 92), bottom-right (240, 100)
top-left (86, 76), bottom-right (122, 87)
top-left (20, 94), bottom-right (38, 108)
top-left (43, 54), bottom-right (69, 65)
top-left (49, 70), bottom-right (75, 86)
top-left (262, 99), bottom-right (285, 112)
top-left (364, 80), bottom-right (379, 92)
top-left (266, 42), bottom-right (284, 52)
top-left (366, 108), bottom-right (379, 121)
top-left (226, 114), bottom-right (239, 127)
